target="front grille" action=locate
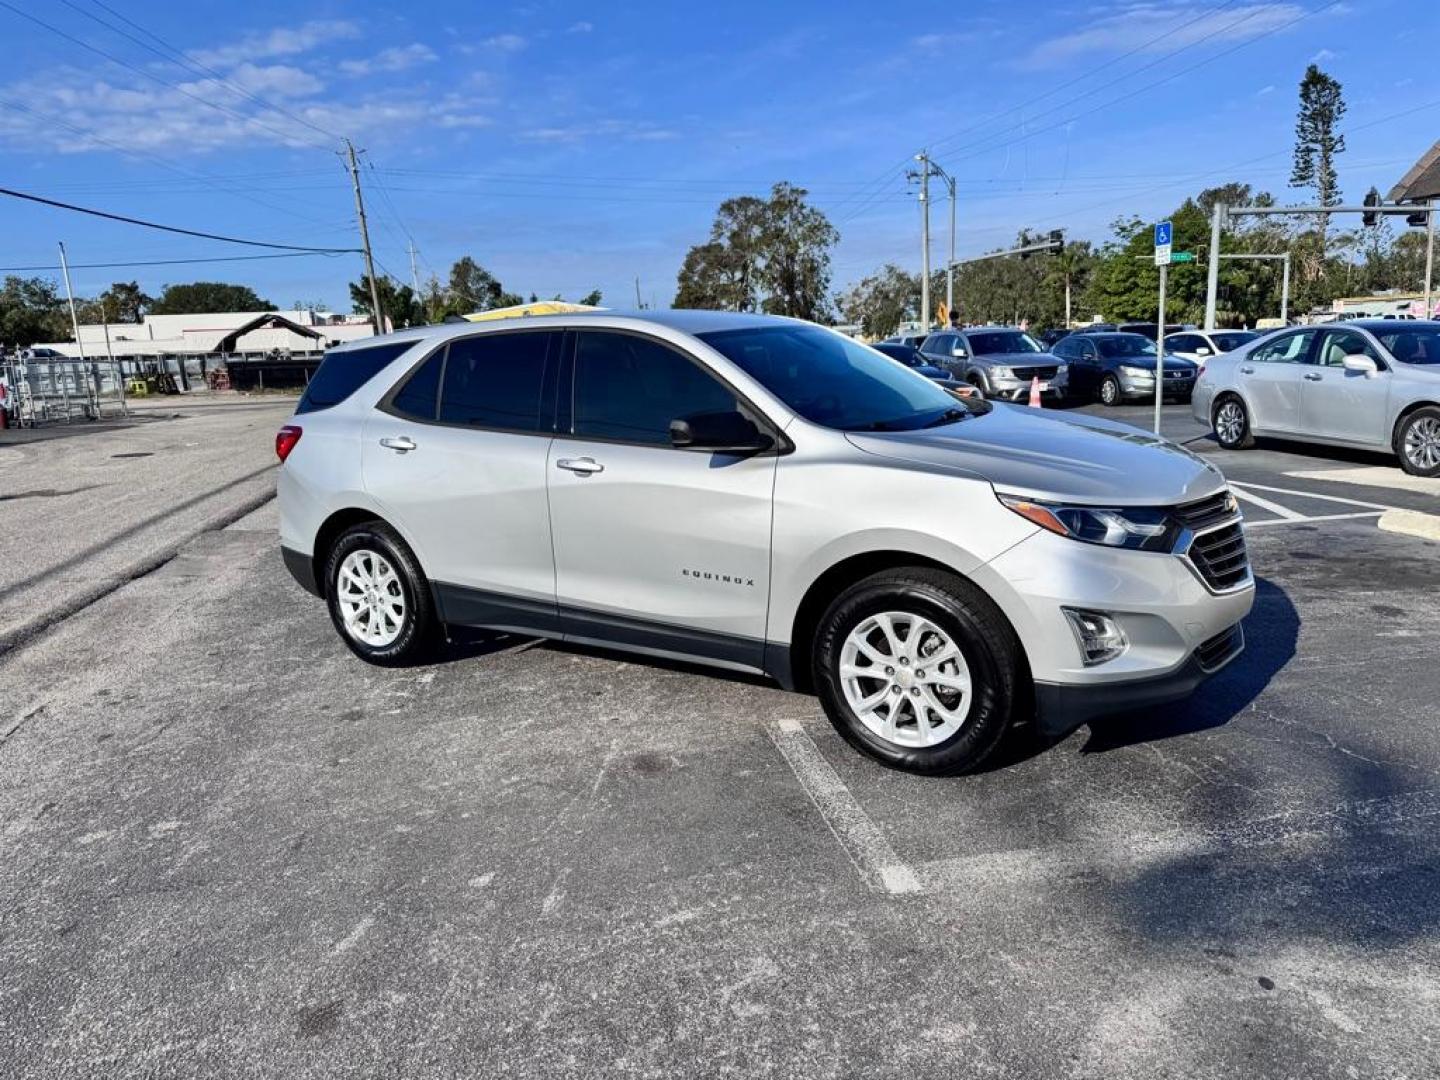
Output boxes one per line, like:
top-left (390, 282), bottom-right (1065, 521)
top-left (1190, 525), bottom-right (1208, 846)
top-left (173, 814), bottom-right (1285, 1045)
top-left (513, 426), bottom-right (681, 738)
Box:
top-left (1010, 365), bottom-right (1059, 380)
top-left (1187, 521), bottom-right (1250, 590)
top-left (1164, 369), bottom-right (1192, 380)
top-left (1196, 623), bottom-right (1244, 671)
top-left (1173, 490), bottom-right (1236, 532)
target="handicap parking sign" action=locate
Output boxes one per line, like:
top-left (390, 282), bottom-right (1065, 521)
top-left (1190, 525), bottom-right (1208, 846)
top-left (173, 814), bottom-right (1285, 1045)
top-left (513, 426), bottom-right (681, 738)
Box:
top-left (1154, 221), bottom-right (1172, 247)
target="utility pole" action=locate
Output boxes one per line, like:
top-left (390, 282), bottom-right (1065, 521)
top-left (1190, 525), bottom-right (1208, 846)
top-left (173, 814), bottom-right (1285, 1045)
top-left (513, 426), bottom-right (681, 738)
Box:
top-left (634, 276), bottom-right (643, 310)
top-left (407, 240), bottom-right (421, 294)
top-left (909, 151), bottom-right (933, 330)
top-left (57, 242), bottom-right (86, 363)
top-left (922, 160), bottom-right (957, 320)
top-left (1425, 200), bottom-right (1436, 320)
top-left (344, 139), bottom-right (385, 335)
top-left (1204, 202), bottom-right (1224, 330)
top-left (1154, 261), bottom-right (1167, 436)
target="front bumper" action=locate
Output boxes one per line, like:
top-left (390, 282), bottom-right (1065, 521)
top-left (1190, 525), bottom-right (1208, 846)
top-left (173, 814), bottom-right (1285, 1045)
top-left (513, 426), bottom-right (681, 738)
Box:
top-left (1032, 623), bottom-right (1243, 734)
top-left (990, 367), bottom-right (1071, 401)
top-left (1119, 372), bottom-right (1195, 398)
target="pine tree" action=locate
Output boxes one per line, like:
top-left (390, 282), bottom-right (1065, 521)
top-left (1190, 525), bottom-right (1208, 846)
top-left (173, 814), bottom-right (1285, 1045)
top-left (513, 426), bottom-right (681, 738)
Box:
top-left (1290, 64), bottom-right (1347, 255)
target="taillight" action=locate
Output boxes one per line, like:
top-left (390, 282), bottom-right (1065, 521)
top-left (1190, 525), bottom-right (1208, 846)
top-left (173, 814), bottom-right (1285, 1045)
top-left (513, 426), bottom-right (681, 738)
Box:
top-left (276, 425), bottom-right (302, 463)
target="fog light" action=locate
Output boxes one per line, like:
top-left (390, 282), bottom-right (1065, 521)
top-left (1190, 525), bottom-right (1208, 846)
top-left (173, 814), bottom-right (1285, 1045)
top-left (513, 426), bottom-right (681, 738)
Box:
top-left (1063, 608), bottom-right (1128, 666)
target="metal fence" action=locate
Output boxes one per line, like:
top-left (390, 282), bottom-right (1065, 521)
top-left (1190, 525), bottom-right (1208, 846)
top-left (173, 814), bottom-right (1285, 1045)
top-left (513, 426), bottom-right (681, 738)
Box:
top-left (1, 357), bottom-right (128, 427)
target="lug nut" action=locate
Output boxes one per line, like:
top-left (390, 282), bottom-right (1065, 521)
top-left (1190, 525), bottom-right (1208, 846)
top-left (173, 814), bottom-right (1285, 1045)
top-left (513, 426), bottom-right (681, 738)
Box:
top-left (900, 657), bottom-right (909, 666)
top-left (910, 687), bottom-right (920, 696)
top-left (885, 666), bottom-right (895, 676)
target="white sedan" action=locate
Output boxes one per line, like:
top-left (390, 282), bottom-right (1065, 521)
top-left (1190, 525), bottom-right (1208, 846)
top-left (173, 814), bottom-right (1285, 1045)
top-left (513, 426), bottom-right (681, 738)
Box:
top-left (1164, 329), bottom-right (1261, 372)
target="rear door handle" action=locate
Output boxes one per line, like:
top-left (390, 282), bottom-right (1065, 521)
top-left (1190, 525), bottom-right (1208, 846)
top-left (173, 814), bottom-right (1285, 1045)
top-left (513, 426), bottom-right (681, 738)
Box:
top-left (556, 456), bottom-right (604, 475)
top-left (1303, 372), bottom-right (1323, 381)
top-left (379, 436), bottom-right (417, 453)
top-left (1239, 366), bottom-right (1255, 374)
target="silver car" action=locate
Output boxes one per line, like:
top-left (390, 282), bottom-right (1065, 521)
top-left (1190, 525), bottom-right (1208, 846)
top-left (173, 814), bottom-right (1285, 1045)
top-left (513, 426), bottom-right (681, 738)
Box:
top-left (1193, 320), bottom-right (1440, 476)
top-left (920, 327), bottom-right (1069, 402)
top-left (278, 311), bottom-right (1253, 775)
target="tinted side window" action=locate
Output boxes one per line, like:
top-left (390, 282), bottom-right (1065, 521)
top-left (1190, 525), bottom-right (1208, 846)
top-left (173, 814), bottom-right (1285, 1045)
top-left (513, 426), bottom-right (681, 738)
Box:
top-left (439, 331), bottom-right (554, 431)
top-left (1167, 335), bottom-right (1197, 352)
top-left (1252, 331), bottom-right (1313, 365)
top-left (296, 341), bottom-right (414, 414)
top-left (1052, 338), bottom-right (1075, 359)
top-left (1318, 330), bottom-right (1378, 368)
top-left (388, 350), bottom-right (443, 420)
top-left (573, 332), bottom-right (737, 446)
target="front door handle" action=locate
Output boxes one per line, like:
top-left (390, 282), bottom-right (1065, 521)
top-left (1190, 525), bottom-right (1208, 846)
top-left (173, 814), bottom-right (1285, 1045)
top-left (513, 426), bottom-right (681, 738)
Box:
top-left (1239, 366), bottom-right (1255, 375)
top-left (380, 436), bottom-right (417, 453)
top-left (1303, 372), bottom-right (1323, 381)
top-left (556, 456), bottom-right (604, 476)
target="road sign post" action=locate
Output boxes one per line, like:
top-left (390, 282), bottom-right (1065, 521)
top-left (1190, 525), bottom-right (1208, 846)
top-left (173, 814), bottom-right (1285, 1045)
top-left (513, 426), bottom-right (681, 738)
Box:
top-left (1154, 262), bottom-right (1167, 435)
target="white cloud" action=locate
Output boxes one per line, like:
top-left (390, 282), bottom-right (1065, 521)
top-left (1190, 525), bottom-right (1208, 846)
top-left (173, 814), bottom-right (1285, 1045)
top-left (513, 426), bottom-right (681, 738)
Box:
top-left (225, 63), bottom-right (324, 98)
top-left (189, 20), bottom-right (360, 69)
top-left (1022, 3), bottom-right (1303, 68)
top-left (338, 44), bottom-right (439, 77)
top-left (520, 119), bottom-right (678, 144)
top-left (1309, 47), bottom-right (1337, 62)
top-left (567, 21), bottom-right (594, 34)
top-left (1255, 83), bottom-right (1275, 95)
top-left (484, 34), bottom-right (527, 52)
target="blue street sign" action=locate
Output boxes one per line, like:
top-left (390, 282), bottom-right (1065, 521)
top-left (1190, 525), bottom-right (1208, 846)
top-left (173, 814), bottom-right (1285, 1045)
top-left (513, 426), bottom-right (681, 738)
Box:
top-left (1154, 221), bottom-right (1173, 247)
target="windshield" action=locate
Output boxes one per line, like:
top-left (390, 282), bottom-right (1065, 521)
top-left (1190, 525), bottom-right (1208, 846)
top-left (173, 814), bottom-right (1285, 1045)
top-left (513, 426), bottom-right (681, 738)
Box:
top-left (1211, 332), bottom-right (1258, 352)
top-left (966, 331), bottom-right (1043, 355)
top-left (699, 325), bottom-right (968, 432)
top-left (1096, 335), bottom-right (1158, 359)
top-left (1377, 327), bottom-right (1440, 365)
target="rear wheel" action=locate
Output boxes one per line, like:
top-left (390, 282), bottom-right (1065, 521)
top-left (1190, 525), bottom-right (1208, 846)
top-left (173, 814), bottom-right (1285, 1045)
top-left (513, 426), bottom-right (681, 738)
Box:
top-left (1396, 406), bottom-right (1440, 477)
top-left (1212, 395), bottom-right (1255, 450)
top-left (812, 568), bottom-right (1021, 775)
top-left (1099, 374), bottom-right (1122, 406)
top-left (324, 521), bottom-right (439, 666)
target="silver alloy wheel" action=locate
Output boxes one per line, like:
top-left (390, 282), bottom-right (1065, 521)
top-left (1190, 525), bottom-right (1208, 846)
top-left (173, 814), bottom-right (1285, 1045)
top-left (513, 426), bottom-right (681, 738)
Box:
top-left (839, 611), bottom-right (973, 748)
top-left (1403, 416), bottom-right (1440, 471)
top-left (1101, 377), bottom-right (1119, 405)
top-left (1215, 400), bottom-right (1246, 446)
top-left (336, 549), bottom-right (406, 648)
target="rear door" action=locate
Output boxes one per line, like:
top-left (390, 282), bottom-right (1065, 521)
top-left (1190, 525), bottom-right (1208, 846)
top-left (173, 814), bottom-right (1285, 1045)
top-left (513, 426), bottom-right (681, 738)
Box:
top-left (362, 329), bottom-right (562, 634)
top-left (546, 329), bottom-right (777, 670)
top-left (1238, 329), bottom-right (1316, 433)
top-left (1302, 328), bottom-right (1391, 446)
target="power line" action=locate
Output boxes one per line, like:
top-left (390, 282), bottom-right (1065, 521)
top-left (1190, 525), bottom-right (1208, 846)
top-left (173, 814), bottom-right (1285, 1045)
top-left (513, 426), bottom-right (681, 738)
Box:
top-left (0, 186), bottom-right (362, 252)
top-left (0, 0), bottom-right (334, 153)
top-left (0, 251), bottom-right (347, 272)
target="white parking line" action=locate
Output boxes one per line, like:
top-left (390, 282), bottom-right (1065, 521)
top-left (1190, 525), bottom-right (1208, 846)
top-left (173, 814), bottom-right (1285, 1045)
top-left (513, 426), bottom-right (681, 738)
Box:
top-left (1230, 480), bottom-right (1402, 512)
top-left (1245, 511), bottom-right (1382, 529)
top-left (768, 718), bottom-right (922, 896)
top-left (1230, 486), bottom-right (1304, 520)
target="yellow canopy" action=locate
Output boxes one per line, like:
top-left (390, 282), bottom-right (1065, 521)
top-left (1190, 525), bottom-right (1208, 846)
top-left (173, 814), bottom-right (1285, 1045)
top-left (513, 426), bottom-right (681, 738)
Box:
top-left (462, 301), bottom-right (603, 322)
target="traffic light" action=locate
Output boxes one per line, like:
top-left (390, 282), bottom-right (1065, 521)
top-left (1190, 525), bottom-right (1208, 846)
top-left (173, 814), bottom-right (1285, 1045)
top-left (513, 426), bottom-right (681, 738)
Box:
top-left (1362, 190), bottom-right (1379, 228)
top-left (1048, 230), bottom-right (1064, 251)
top-left (1406, 210), bottom-right (1429, 228)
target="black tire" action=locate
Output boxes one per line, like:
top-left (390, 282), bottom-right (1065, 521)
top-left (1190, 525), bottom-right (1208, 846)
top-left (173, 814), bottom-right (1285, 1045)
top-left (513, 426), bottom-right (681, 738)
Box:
top-left (812, 568), bottom-right (1023, 775)
top-left (966, 374), bottom-right (987, 399)
top-left (1395, 405), bottom-right (1440, 477)
top-left (1099, 374), bottom-right (1122, 406)
top-left (324, 521), bottom-right (439, 666)
top-left (1212, 394), bottom-right (1255, 450)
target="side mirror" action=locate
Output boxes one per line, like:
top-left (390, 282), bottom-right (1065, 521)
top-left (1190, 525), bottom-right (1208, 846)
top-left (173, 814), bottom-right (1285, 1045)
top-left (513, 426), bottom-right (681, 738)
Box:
top-left (952, 347), bottom-right (968, 358)
top-left (1342, 354), bottom-right (1379, 376)
top-left (1195, 346), bottom-right (1212, 356)
top-left (670, 410), bottom-right (773, 454)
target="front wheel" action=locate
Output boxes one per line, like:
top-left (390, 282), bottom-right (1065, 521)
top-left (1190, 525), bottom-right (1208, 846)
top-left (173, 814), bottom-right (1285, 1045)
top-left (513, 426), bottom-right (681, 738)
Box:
top-left (1212, 395), bottom-right (1255, 450)
top-left (1397, 406), bottom-right (1440, 477)
top-left (1099, 374), bottom-right (1122, 406)
top-left (812, 568), bottom-right (1022, 775)
top-left (324, 521), bottom-right (439, 666)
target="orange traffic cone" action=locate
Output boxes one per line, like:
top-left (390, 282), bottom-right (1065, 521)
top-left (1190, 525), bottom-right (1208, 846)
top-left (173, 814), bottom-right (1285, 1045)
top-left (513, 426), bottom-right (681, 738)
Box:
top-left (1027, 376), bottom-right (1043, 408)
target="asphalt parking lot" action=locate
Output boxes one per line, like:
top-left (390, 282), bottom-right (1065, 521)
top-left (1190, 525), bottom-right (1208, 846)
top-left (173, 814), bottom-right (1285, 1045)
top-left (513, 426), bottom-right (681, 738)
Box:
top-left (3, 396), bottom-right (1439, 1078)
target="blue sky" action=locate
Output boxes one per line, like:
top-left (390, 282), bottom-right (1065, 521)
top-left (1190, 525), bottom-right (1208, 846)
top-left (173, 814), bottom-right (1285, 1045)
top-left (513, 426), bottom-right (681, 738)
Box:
top-left (1, 1), bottom-right (1435, 314)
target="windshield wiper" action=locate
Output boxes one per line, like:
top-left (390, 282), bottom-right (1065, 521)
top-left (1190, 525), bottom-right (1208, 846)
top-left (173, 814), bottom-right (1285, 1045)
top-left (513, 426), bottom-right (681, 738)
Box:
top-left (921, 407), bottom-right (968, 428)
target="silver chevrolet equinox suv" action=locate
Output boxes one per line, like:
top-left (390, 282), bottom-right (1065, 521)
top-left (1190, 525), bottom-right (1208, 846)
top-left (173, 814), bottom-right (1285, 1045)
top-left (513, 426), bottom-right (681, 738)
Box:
top-left (278, 311), bottom-right (1253, 775)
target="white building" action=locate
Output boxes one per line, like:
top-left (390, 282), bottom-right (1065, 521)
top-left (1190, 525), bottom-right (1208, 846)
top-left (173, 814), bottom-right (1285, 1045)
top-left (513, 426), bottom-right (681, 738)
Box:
top-left (35, 309), bottom-right (375, 360)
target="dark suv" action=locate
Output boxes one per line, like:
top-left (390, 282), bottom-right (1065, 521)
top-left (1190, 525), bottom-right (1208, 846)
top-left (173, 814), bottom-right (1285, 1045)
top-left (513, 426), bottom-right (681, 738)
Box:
top-left (919, 328), bottom-right (1067, 402)
top-left (1052, 332), bottom-right (1197, 405)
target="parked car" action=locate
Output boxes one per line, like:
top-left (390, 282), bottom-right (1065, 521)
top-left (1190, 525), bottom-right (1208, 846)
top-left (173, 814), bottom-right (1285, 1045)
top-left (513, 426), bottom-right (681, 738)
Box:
top-left (1164, 329), bottom-right (1261, 373)
top-left (1117, 322), bottom-right (1187, 342)
top-left (920, 327), bottom-right (1068, 402)
top-left (1071, 324), bottom-right (1118, 335)
top-left (1193, 320), bottom-right (1440, 476)
top-left (1052, 332), bottom-right (1198, 405)
top-left (277, 311), bottom-right (1252, 775)
top-left (1039, 328), bottom-right (1071, 348)
top-left (882, 332), bottom-right (932, 350)
top-left (872, 342), bottom-right (967, 390)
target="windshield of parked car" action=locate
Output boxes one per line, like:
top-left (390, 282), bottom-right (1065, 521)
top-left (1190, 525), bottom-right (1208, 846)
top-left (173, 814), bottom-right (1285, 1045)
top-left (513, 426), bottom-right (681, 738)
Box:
top-left (1095, 335), bottom-right (1158, 358)
top-left (1211, 332), bottom-right (1258, 352)
top-left (965, 331), bottom-right (1044, 355)
top-left (1376, 327), bottom-right (1440, 365)
top-left (699, 325), bottom-right (970, 431)
top-left (874, 343), bottom-right (925, 367)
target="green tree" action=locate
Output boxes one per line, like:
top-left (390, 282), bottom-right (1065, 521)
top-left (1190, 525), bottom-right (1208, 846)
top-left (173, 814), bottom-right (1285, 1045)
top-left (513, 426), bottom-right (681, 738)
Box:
top-left (0, 275), bottom-right (70, 346)
top-left (578, 289), bottom-right (603, 306)
top-left (449, 256), bottom-right (523, 313)
top-left (349, 275), bottom-right (422, 329)
top-left (97, 281), bottom-right (150, 323)
top-left (837, 264), bottom-right (918, 338)
top-left (149, 282), bottom-right (272, 315)
top-left (1290, 64), bottom-right (1347, 256)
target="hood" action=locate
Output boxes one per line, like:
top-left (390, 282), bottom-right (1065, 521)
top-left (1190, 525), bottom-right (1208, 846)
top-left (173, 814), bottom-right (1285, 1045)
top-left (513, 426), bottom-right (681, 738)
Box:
top-left (977, 351), bottom-right (1061, 365)
top-left (845, 404), bottom-right (1225, 505)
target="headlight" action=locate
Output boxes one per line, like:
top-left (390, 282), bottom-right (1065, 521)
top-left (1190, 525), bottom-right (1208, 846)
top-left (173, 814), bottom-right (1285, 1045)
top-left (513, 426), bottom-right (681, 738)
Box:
top-left (990, 366), bottom-right (1013, 380)
top-left (1119, 364), bottom-right (1155, 377)
top-left (997, 494), bottom-right (1176, 551)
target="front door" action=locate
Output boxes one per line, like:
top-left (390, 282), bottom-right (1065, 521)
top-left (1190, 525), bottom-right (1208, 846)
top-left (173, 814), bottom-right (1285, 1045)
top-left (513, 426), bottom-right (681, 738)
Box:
top-left (1302, 328), bottom-right (1392, 447)
top-left (1239, 329), bottom-right (1315, 433)
top-left (362, 329), bottom-right (562, 634)
top-left (547, 330), bottom-right (777, 671)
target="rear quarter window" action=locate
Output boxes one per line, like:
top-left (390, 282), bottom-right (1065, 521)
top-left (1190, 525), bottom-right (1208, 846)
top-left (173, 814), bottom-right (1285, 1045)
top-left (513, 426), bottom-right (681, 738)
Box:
top-left (295, 341), bottom-right (416, 415)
